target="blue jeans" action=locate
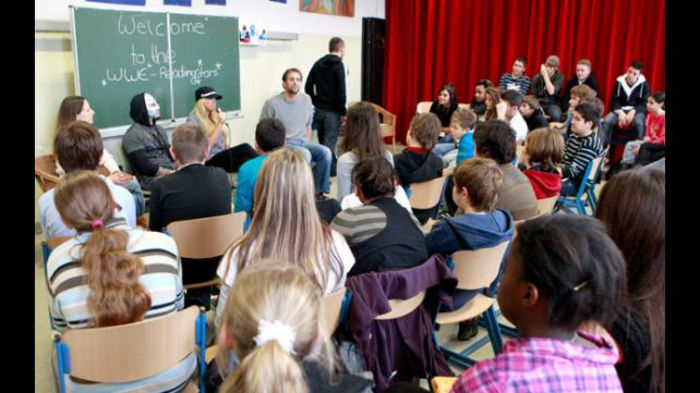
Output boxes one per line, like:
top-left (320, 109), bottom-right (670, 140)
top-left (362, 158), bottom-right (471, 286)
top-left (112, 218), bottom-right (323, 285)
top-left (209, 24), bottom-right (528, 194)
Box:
top-left (287, 139), bottom-right (331, 194)
top-left (602, 110), bottom-right (646, 148)
top-left (560, 179), bottom-right (579, 196)
top-left (313, 108), bottom-right (342, 174)
top-left (433, 142), bottom-right (457, 157)
top-left (120, 177), bottom-right (146, 216)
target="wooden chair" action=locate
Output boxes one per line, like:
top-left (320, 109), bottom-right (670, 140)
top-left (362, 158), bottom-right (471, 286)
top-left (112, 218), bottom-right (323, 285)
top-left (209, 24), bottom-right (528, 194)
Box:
top-left (431, 376), bottom-right (458, 393)
top-left (376, 290), bottom-right (426, 320)
top-left (35, 155), bottom-right (61, 192)
top-left (435, 241), bottom-right (510, 369)
top-left (36, 154), bottom-right (115, 193)
top-left (416, 101), bottom-right (432, 114)
top-left (409, 176), bottom-right (448, 212)
top-left (347, 101), bottom-right (397, 152)
top-left (166, 212), bottom-right (246, 290)
top-left (536, 194), bottom-right (560, 215)
top-left (55, 306), bottom-right (207, 393)
top-left (555, 157), bottom-right (603, 215)
top-left (320, 287), bottom-right (347, 338)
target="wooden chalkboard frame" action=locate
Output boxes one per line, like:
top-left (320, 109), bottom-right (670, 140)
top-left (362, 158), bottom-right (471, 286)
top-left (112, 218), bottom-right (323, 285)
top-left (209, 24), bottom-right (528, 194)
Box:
top-left (70, 5), bottom-right (242, 136)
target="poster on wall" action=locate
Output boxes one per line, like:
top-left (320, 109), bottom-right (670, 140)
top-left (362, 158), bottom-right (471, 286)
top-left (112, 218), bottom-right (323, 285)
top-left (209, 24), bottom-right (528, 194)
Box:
top-left (239, 24), bottom-right (268, 46)
top-left (86, 0), bottom-right (145, 5)
top-left (205, 0), bottom-right (226, 4)
top-left (269, 0), bottom-right (287, 3)
top-left (300, 0), bottom-right (354, 17)
top-left (163, 0), bottom-right (192, 5)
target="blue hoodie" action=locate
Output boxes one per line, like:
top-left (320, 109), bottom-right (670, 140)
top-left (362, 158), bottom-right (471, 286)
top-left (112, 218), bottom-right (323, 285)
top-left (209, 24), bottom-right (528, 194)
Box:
top-left (425, 209), bottom-right (514, 259)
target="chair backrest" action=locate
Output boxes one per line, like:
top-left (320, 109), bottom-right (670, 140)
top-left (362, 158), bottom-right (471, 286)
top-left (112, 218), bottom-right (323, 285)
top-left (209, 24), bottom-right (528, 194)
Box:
top-left (166, 212), bottom-right (246, 259)
top-left (35, 154), bottom-right (61, 192)
top-left (409, 176), bottom-right (447, 210)
top-left (575, 157), bottom-right (603, 198)
top-left (536, 194), bottom-right (560, 215)
top-left (46, 236), bottom-right (72, 251)
top-left (376, 290), bottom-right (426, 320)
top-left (515, 143), bottom-right (525, 166)
top-left (416, 101), bottom-right (432, 114)
top-left (320, 287), bottom-right (347, 338)
top-left (451, 241), bottom-right (510, 291)
top-left (60, 306), bottom-right (199, 383)
top-left (457, 103), bottom-right (470, 110)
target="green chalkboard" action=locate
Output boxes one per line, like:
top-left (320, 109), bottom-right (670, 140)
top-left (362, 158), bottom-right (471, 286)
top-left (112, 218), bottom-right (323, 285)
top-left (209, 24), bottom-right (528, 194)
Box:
top-left (72, 7), bottom-right (240, 129)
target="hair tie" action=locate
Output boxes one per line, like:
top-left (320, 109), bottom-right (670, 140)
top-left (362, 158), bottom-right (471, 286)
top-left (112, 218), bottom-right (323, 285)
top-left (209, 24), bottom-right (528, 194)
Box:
top-left (90, 219), bottom-right (104, 229)
top-left (573, 280), bottom-right (589, 292)
top-left (253, 319), bottom-right (296, 355)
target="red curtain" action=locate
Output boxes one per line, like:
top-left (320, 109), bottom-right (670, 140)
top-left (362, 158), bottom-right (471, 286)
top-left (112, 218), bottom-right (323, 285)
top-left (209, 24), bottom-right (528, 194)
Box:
top-left (383, 0), bottom-right (665, 144)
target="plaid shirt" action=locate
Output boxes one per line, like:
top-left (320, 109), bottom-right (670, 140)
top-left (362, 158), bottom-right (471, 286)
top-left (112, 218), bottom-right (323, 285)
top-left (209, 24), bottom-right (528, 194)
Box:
top-left (450, 330), bottom-right (622, 393)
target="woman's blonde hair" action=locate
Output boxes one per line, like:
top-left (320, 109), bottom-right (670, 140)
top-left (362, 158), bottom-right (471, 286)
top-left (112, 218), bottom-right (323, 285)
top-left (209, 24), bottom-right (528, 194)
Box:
top-left (219, 148), bottom-right (343, 294)
top-left (192, 98), bottom-right (224, 137)
top-left (218, 262), bottom-right (337, 393)
top-left (524, 127), bottom-right (565, 172)
top-left (54, 171), bottom-right (151, 327)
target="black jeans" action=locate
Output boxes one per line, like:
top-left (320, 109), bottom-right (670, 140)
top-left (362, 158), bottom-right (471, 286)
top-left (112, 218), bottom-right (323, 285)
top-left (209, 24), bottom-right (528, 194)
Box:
top-left (635, 142), bottom-right (665, 166)
top-left (314, 108), bottom-right (342, 174)
top-left (206, 143), bottom-right (258, 173)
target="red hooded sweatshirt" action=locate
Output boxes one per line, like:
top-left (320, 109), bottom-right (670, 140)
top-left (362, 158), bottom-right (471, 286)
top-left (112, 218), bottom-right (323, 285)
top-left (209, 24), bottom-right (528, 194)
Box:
top-left (523, 167), bottom-right (562, 199)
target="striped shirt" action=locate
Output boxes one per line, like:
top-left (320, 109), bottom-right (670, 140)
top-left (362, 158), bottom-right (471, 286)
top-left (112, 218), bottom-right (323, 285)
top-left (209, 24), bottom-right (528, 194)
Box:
top-left (331, 204), bottom-right (422, 245)
top-left (499, 73), bottom-right (531, 95)
top-left (561, 132), bottom-right (603, 186)
top-left (450, 331), bottom-right (623, 393)
top-left (46, 219), bottom-right (184, 332)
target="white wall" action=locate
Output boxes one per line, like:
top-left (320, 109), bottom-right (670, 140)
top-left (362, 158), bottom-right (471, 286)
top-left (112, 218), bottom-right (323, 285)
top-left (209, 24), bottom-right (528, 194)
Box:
top-left (35, 0), bottom-right (384, 37)
top-left (35, 0), bottom-right (385, 225)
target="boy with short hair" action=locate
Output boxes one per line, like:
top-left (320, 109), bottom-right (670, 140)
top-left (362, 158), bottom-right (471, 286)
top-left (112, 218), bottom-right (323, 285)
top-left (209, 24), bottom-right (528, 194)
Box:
top-left (498, 90), bottom-right (528, 143)
top-left (426, 157), bottom-right (514, 340)
top-left (499, 56), bottom-right (531, 95)
top-left (434, 107), bottom-right (477, 168)
top-left (394, 113), bottom-right (444, 223)
top-left (149, 122), bottom-right (232, 309)
top-left (561, 102), bottom-right (604, 196)
top-left (40, 121), bottom-right (136, 239)
top-left (235, 118), bottom-right (287, 228)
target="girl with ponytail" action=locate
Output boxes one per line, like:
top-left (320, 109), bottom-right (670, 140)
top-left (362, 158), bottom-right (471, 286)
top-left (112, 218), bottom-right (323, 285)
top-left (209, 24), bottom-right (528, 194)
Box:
top-left (46, 171), bottom-right (192, 391)
top-left (217, 263), bottom-right (371, 393)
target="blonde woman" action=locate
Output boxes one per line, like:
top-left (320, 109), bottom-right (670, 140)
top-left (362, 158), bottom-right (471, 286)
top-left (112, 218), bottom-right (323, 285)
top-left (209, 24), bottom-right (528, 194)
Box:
top-left (187, 86), bottom-right (258, 172)
top-left (215, 148), bottom-right (355, 329)
top-left (47, 170), bottom-right (192, 392)
top-left (217, 263), bottom-right (371, 393)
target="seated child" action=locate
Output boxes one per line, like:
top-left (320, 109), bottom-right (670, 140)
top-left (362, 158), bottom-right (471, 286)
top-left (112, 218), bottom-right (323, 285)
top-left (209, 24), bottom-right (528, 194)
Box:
top-left (235, 118), bottom-right (286, 229)
top-left (216, 263), bottom-right (372, 393)
top-left (235, 119), bottom-right (341, 228)
top-left (560, 102), bottom-right (604, 196)
top-left (620, 92), bottom-right (665, 168)
top-left (393, 113), bottom-right (444, 224)
top-left (48, 171), bottom-right (189, 392)
top-left (435, 107), bottom-right (477, 168)
top-left (425, 157), bottom-right (514, 340)
top-left (331, 157), bottom-right (428, 276)
top-left (519, 95), bottom-right (549, 131)
top-left (450, 214), bottom-right (626, 393)
top-left (520, 127), bottom-right (565, 198)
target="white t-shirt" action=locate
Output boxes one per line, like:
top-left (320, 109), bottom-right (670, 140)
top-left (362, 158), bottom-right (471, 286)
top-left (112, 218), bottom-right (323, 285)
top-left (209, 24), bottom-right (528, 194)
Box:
top-left (509, 111), bottom-right (529, 143)
top-left (214, 230), bottom-right (354, 329)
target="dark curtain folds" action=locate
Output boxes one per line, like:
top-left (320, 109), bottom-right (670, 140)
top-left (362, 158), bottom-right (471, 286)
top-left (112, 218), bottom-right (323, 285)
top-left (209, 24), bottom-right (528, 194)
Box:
top-left (383, 0), bottom-right (665, 144)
